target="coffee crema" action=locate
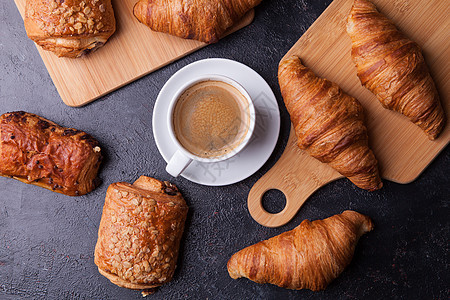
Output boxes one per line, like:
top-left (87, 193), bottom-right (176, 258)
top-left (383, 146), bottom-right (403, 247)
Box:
top-left (172, 80), bottom-right (251, 158)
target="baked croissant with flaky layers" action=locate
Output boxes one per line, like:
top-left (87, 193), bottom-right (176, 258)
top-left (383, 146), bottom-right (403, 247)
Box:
top-left (227, 210), bottom-right (374, 291)
top-left (94, 176), bottom-right (188, 294)
top-left (24, 0), bottom-right (116, 58)
top-left (133, 0), bottom-right (261, 44)
top-left (278, 56), bottom-right (382, 191)
top-left (347, 0), bottom-right (445, 140)
top-left (0, 111), bottom-right (102, 196)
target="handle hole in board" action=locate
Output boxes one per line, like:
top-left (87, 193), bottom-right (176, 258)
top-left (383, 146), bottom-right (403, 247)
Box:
top-left (261, 189), bottom-right (286, 214)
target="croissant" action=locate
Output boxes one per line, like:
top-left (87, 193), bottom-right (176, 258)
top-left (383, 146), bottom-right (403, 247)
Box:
top-left (24, 0), bottom-right (116, 58)
top-left (94, 176), bottom-right (188, 294)
top-left (133, 0), bottom-right (261, 44)
top-left (346, 0), bottom-right (446, 140)
top-left (227, 210), bottom-right (374, 291)
top-left (278, 56), bottom-right (382, 191)
top-left (0, 111), bottom-right (102, 196)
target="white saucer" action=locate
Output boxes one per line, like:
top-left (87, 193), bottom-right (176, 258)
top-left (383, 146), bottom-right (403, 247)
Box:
top-left (152, 58), bottom-right (280, 186)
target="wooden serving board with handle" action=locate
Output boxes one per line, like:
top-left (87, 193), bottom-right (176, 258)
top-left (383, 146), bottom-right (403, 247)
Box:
top-left (248, 0), bottom-right (449, 227)
top-left (13, 0), bottom-right (254, 107)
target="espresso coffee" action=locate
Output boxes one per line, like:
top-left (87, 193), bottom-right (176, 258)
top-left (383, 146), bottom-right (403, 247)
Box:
top-left (172, 80), bottom-right (251, 158)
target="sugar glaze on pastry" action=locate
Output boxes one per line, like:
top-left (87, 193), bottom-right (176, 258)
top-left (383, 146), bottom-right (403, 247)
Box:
top-left (0, 111), bottom-right (102, 196)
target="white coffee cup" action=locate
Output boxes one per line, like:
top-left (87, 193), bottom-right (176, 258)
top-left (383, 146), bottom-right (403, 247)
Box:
top-left (166, 74), bottom-right (256, 177)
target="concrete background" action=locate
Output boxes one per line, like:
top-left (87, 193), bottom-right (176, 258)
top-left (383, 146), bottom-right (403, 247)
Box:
top-left (1, 0), bottom-right (449, 299)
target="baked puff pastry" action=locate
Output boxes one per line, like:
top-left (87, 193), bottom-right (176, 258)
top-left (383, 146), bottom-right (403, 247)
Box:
top-left (94, 176), bottom-right (188, 293)
top-left (347, 0), bottom-right (445, 140)
top-left (228, 210), bottom-right (374, 291)
top-left (24, 0), bottom-right (116, 58)
top-left (0, 111), bottom-right (102, 196)
top-left (278, 56), bottom-right (382, 191)
top-left (133, 0), bottom-right (262, 44)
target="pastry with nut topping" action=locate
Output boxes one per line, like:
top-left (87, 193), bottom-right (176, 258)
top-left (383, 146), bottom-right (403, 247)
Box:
top-left (94, 176), bottom-right (188, 294)
top-left (24, 0), bottom-right (116, 58)
top-left (0, 111), bottom-right (102, 196)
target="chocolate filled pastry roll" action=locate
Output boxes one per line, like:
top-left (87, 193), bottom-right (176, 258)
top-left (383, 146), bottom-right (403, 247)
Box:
top-left (0, 111), bottom-right (102, 196)
top-left (94, 176), bottom-right (188, 293)
top-left (24, 0), bottom-right (116, 58)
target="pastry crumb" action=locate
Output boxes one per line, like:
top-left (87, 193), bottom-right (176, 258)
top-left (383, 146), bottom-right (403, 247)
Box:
top-left (141, 288), bottom-right (156, 297)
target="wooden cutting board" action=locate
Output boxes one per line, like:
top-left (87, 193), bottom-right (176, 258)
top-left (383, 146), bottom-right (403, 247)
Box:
top-left (248, 0), bottom-right (450, 227)
top-left (13, 0), bottom-right (254, 107)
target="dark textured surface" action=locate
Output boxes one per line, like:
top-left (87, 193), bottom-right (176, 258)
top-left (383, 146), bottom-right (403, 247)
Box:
top-left (0, 0), bottom-right (449, 299)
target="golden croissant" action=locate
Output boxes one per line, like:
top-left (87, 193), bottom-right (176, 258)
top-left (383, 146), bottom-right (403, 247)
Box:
top-left (278, 56), bottom-right (382, 191)
top-left (227, 210), bottom-right (374, 291)
top-left (133, 0), bottom-right (261, 43)
top-left (347, 0), bottom-right (446, 140)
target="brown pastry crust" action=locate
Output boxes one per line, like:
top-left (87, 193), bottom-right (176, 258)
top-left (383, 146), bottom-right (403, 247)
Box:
top-left (24, 0), bottom-right (116, 58)
top-left (278, 56), bottom-right (382, 191)
top-left (0, 111), bottom-right (102, 196)
top-left (94, 176), bottom-right (188, 290)
top-left (346, 0), bottom-right (446, 140)
top-left (133, 0), bottom-right (262, 44)
top-left (227, 210), bottom-right (374, 291)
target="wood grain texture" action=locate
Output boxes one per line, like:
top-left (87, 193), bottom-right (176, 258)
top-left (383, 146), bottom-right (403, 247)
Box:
top-left (13, 0), bottom-right (254, 107)
top-left (248, 0), bottom-right (449, 227)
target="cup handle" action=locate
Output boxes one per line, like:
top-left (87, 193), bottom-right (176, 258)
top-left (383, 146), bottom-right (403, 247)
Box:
top-left (166, 150), bottom-right (193, 177)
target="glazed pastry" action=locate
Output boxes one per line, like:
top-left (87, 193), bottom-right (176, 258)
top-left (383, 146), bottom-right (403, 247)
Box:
top-left (94, 176), bottom-right (188, 293)
top-left (227, 210), bottom-right (374, 291)
top-left (133, 0), bottom-right (262, 44)
top-left (24, 0), bottom-right (116, 58)
top-left (278, 56), bottom-right (382, 191)
top-left (0, 111), bottom-right (102, 196)
top-left (347, 0), bottom-right (445, 140)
